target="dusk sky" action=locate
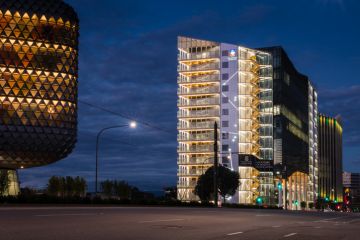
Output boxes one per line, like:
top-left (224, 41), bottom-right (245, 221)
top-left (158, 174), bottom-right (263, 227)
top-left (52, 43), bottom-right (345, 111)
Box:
top-left (20, 0), bottom-right (360, 194)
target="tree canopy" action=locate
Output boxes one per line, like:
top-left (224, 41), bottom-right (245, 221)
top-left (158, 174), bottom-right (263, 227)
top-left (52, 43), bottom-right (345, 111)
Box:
top-left (195, 165), bottom-right (239, 203)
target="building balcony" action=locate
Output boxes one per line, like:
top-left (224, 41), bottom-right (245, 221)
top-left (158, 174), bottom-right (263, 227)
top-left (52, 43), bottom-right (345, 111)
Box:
top-left (177, 169), bottom-right (206, 176)
top-left (177, 182), bottom-right (197, 188)
top-left (177, 157), bottom-right (214, 165)
top-left (178, 134), bottom-right (214, 142)
top-left (178, 74), bottom-right (220, 84)
top-left (178, 63), bottom-right (220, 72)
top-left (178, 51), bottom-right (220, 61)
top-left (178, 86), bottom-right (219, 95)
top-left (178, 145), bottom-right (214, 153)
top-left (177, 109), bottom-right (219, 118)
top-left (178, 121), bottom-right (215, 130)
top-left (178, 98), bottom-right (219, 107)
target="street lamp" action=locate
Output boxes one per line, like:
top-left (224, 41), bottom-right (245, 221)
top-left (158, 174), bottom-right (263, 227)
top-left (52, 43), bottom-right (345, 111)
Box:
top-left (95, 121), bottom-right (136, 195)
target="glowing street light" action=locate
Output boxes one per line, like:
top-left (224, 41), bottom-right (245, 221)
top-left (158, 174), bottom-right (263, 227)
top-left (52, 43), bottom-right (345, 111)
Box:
top-left (95, 121), bottom-right (137, 195)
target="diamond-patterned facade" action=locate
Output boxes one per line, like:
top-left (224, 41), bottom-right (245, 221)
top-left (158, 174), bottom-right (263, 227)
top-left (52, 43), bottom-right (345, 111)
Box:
top-left (0, 0), bottom-right (78, 169)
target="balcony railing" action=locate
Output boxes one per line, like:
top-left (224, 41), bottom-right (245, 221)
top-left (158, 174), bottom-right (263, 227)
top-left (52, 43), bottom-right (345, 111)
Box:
top-left (178, 63), bottom-right (220, 72)
top-left (178, 74), bottom-right (220, 84)
top-left (178, 51), bottom-right (220, 60)
top-left (178, 98), bottom-right (219, 107)
top-left (177, 158), bottom-right (214, 165)
top-left (177, 169), bottom-right (206, 176)
top-left (178, 134), bottom-right (214, 141)
top-left (177, 109), bottom-right (219, 118)
top-left (177, 182), bottom-right (197, 188)
top-left (178, 121), bottom-right (215, 130)
top-left (178, 86), bottom-right (219, 95)
top-left (178, 145), bottom-right (214, 153)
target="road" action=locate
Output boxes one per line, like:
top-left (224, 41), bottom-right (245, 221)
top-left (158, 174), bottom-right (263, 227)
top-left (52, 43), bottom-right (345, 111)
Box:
top-left (0, 206), bottom-right (359, 240)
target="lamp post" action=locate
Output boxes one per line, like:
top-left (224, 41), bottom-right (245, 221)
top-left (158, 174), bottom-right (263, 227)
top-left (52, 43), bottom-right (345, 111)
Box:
top-left (95, 121), bottom-right (137, 195)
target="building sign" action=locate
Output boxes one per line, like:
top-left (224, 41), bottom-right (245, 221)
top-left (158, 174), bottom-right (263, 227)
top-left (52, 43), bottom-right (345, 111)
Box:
top-left (238, 154), bottom-right (273, 171)
top-left (228, 49), bottom-right (237, 61)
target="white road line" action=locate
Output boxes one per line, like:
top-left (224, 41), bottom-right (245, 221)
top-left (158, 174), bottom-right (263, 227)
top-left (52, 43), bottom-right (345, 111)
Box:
top-left (314, 217), bottom-right (345, 222)
top-left (139, 218), bottom-right (185, 223)
top-left (227, 232), bottom-right (243, 236)
top-left (272, 225), bottom-right (281, 228)
top-left (283, 233), bottom-right (297, 238)
top-left (35, 213), bottom-right (103, 217)
top-left (314, 226), bottom-right (321, 229)
top-left (256, 214), bottom-right (272, 217)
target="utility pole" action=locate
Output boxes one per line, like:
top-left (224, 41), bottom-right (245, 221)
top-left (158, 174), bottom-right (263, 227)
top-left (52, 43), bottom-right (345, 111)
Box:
top-left (214, 121), bottom-right (218, 207)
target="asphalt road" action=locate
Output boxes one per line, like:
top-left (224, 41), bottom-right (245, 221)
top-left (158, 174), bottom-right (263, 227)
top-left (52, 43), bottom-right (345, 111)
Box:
top-left (0, 206), bottom-right (359, 240)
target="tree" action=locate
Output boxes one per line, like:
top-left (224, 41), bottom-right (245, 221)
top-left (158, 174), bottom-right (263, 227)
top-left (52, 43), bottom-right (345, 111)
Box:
top-left (218, 166), bottom-right (239, 203)
top-left (195, 165), bottom-right (239, 203)
top-left (47, 176), bottom-right (61, 197)
top-left (0, 170), bottom-right (9, 195)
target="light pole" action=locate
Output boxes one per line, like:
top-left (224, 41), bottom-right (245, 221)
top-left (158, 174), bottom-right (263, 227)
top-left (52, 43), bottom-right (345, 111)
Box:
top-left (95, 121), bottom-right (137, 195)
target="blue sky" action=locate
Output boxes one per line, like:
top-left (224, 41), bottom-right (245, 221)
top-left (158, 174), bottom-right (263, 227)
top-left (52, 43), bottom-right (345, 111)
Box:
top-left (20, 0), bottom-right (360, 193)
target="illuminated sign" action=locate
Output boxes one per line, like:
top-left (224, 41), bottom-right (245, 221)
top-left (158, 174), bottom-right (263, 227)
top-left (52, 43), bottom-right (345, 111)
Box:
top-left (228, 49), bottom-right (237, 61)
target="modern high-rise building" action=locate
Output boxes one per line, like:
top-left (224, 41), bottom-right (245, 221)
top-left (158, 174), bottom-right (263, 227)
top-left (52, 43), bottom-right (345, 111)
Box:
top-left (177, 37), bottom-right (274, 204)
top-left (258, 47), bottom-right (319, 210)
top-left (318, 115), bottom-right (343, 203)
top-left (343, 172), bottom-right (360, 207)
top-left (0, 0), bottom-right (79, 195)
top-left (177, 37), bottom-right (320, 208)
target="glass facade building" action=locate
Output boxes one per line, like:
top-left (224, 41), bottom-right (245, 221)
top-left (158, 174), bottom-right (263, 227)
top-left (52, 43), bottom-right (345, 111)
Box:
top-left (0, 0), bottom-right (79, 195)
top-left (319, 115), bottom-right (343, 203)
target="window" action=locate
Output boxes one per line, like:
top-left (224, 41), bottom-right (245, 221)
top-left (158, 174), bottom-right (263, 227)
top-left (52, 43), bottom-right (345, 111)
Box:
top-left (222, 121), bottom-right (229, 127)
top-left (222, 73), bottom-right (229, 80)
top-left (222, 97), bottom-right (228, 103)
top-left (222, 145), bottom-right (229, 151)
top-left (222, 85), bottom-right (229, 92)
top-left (222, 109), bottom-right (229, 115)
top-left (274, 105), bottom-right (280, 115)
top-left (222, 156), bottom-right (229, 164)
top-left (222, 62), bottom-right (229, 68)
top-left (222, 132), bottom-right (229, 139)
top-left (222, 50), bottom-right (228, 56)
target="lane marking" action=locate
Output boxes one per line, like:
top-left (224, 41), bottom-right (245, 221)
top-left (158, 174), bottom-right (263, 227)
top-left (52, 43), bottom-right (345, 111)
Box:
top-left (139, 218), bottom-right (185, 223)
top-left (256, 214), bottom-right (272, 217)
top-left (272, 225), bottom-right (281, 228)
top-left (227, 232), bottom-right (243, 236)
top-left (314, 217), bottom-right (345, 222)
top-left (35, 213), bottom-right (103, 217)
top-left (284, 233), bottom-right (297, 238)
top-left (314, 226), bottom-right (321, 229)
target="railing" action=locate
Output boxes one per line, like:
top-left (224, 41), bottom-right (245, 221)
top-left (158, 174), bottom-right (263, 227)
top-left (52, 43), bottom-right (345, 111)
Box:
top-left (177, 182), bottom-right (197, 188)
top-left (178, 51), bottom-right (220, 60)
top-left (177, 169), bottom-right (206, 176)
top-left (177, 109), bottom-right (219, 118)
top-left (178, 86), bottom-right (219, 95)
top-left (178, 121), bottom-right (215, 130)
top-left (177, 158), bottom-right (214, 165)
top-left (178, 74), bottom-right (220, 84)
top-left (178, 134), bottom-right (214, 141)
top-left (178, 98), bottom-right (219, 107)
top-left (178, 145), bottom-right (214, 153)
top-left (178, 63), bottom-right (220, 72)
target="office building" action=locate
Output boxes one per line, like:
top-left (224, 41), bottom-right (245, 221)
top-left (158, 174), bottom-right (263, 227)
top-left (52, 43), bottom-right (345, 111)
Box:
top-left (258, 47), bottom-right (319, 210)
top-left (318, 115), bottom-right (343, 203)
top-left (0, 0), bottom-right (79, 195)
top-left (343, 172), bottom-right (360, 207)
top-left (177, 37), bottom-right (274, 204)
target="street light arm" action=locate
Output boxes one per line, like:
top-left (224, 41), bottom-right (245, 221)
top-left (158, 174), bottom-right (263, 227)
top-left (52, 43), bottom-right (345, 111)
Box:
top-left (95, 124), bottom-right (129, 195)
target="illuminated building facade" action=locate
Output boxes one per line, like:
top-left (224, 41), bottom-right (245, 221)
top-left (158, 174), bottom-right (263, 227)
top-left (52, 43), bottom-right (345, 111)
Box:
top-left (258, 47), bottom-right (319, 210)
top-left (177, 37), bottom-right (273, 204)
top-left (318, 115), bottom-right (343, 203)
top-left (0, 0), bottom-right (79, 195)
